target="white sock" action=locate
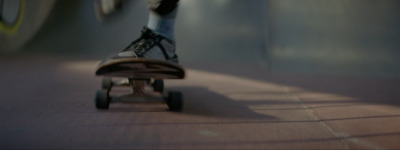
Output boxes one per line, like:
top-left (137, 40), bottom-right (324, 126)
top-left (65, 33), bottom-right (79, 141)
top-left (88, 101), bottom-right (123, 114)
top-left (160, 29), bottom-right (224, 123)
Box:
top-left (146, 8), bottom-right (177, 40)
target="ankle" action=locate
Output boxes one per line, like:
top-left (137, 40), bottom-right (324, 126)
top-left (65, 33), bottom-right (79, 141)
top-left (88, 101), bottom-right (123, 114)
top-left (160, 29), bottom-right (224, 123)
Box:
top-left (146, 10), bottom-right (176, 40)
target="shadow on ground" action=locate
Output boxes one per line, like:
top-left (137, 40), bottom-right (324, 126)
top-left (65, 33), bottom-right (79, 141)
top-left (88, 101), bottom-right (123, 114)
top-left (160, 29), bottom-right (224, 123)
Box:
top-left (185, 62), bottom-right (400, 108)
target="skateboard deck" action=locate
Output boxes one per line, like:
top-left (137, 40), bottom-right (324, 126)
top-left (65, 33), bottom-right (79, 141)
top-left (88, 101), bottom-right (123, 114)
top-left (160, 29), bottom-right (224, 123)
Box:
top-left (94, 58), bottom-right (185, 111)
top-left (95, 58), bottom-right (185, 79)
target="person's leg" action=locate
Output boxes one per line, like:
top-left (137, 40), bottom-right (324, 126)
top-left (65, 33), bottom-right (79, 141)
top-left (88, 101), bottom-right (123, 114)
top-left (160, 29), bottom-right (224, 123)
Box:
top-left (103, 0), bottom-right (180, 64)
top-left (147, 0), bottom-right (179, 40)
top-left (94, 0), bottom-right (123, 21)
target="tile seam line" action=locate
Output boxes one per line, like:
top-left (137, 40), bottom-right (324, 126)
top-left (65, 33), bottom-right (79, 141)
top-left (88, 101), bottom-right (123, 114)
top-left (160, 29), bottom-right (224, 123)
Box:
top-left (282, 86), bottom-right (351, 149)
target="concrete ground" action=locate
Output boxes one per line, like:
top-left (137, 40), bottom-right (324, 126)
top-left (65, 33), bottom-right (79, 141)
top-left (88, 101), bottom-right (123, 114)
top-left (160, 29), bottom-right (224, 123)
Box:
top-left (1, 55), bottom-right (399, 149)
top-left (1, 0), bottom-right (400, 149)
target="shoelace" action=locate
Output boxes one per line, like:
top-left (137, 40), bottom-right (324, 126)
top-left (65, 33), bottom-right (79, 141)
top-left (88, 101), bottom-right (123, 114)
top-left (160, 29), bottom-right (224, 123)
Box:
top-left (124, 28), bottom-right (160, 56)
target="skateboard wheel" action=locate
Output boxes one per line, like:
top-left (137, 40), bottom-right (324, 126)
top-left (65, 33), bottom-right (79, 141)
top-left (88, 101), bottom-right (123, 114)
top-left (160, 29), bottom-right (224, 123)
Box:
top-left (102, 77), bottom-right (113, 90)
top-left (153, 79), bottom-right (164, 93)
top-left (95, 89), bottom-right (110, 109)
top-left (166, 91), bottom-right (183, 111)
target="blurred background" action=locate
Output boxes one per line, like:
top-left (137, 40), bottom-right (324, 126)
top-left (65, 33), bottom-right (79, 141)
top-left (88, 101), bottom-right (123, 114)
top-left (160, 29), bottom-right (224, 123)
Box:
top-left (1, 0), bottom-right (399, 76)
top-left (1, 0), bottom-right (400, 149)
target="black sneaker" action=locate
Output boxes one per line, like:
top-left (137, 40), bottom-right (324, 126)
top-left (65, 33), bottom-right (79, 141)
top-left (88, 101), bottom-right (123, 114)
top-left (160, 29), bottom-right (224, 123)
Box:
top-left (102, 27), bottom-right (179, 64)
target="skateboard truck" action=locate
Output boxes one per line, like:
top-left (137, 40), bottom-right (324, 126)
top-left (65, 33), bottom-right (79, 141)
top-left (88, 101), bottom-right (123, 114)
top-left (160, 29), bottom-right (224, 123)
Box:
top-left (95, 77), bottom-right (183, 111)
top-left (130, 79), bottom-right (145, 96)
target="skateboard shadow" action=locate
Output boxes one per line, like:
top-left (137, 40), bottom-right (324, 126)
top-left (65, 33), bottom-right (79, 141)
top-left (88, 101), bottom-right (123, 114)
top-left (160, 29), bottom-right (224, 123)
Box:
top-left (104, 86), bottom-right (276, 120)
top-left (185, 62), bottom-right (400, 107)
top-left (169, 86), bottom-right (278, 120)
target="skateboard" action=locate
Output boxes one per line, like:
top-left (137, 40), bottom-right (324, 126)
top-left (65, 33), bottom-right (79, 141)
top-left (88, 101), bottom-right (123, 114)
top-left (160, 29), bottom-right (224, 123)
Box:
top-left (94, 58), bottom-right (185, 111)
